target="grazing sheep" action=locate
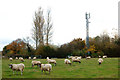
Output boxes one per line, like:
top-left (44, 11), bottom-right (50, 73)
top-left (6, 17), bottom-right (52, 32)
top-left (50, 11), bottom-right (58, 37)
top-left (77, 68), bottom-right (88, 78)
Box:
top-left (77, 56), bottom-right (82, 60)
top-left (40, 64), bottom-right (52, 74)
top-left (19, 57), bottom-right (22, 60)
top-left (19, 57), bottom-right (24, 62)
top-left (103, 55), bottom-right (107, 58)
top-left (9, 63), bottom-right (25, 75)
top-left (33, 57), bottom-right (36, 60)
top-left (31, 61), bottom-right (41, 67)
top-left (72, 57), bottom-right (81, 63)
top-left (98, 58), bottom-right (103, 65)
top-left (64, 59), bottom-right (71, 65)
top-left (68, 56), bottom-right (73, 59)
top-left (9, 57), bottom-right (13, 61)
top-left (15, 57), bottom-right (18, 60)
top-left (29, 57), bottom-right (31, 60)
top-left (47, 57), bottom-right (56, 66)
top-left (86, 56), bottom-right (91, 59)
top-left (98, 56), bottom-right (101, 58)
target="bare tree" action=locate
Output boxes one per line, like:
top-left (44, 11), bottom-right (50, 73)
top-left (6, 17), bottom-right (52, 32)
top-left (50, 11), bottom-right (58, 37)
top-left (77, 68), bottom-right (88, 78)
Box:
top-left (32, 7), bottom-right (45, 49)
top-left (45, 9), bottom-right (53, 46)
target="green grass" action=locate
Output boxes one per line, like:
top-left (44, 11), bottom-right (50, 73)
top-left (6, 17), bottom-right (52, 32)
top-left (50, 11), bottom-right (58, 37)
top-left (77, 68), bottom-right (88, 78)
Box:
top-left (2, 58), bottom-right (119, 78)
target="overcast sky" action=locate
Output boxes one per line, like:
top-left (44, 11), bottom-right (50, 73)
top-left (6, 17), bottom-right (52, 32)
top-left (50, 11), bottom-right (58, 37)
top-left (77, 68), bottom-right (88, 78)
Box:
top-left (0, 0), bottom-right (119, 51)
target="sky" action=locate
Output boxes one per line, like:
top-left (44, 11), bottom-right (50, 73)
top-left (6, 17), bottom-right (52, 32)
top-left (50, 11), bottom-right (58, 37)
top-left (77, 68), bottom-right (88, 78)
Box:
top-left (0, 0), bottom-right (119, 51)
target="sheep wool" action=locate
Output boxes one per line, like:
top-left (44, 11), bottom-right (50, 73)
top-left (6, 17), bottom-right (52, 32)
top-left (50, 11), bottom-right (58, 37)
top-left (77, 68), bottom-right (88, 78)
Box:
top-left (103, 55), bottom-right (107, 58)
top-left (33, 57), bottom-right (36, 60)
top-left (86, 56), bottom-right (91, 59)
top-left (9, 63), bottom-right (25, 75)
top-left (47, 57), bottom-right (56, 66)
top-left (72, 57), bottom-right (81, 63)
top-left (64, 59), bottom-right (71, 65)
top-left (15, 57), bottom-right (18, 60)
top-left (40, 64), bottom-right (52, 74)
top-left (29, 57), bottom-right (31, 60)
top-left (9, 58), bottom-right (13, 61)
top-left (31, 61), bottom-right (41, 67)
top-left (98, 58), bottom-right (103, 65)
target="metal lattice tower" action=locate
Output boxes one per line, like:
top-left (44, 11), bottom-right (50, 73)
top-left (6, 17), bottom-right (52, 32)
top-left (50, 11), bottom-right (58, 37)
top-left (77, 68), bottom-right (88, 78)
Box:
top-left (85, 12), bottom-right (90, 49)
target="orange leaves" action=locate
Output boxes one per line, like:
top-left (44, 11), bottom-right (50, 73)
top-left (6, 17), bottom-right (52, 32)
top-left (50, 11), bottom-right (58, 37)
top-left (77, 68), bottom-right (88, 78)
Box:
top-left (6, 39), bottom-right (26, 55)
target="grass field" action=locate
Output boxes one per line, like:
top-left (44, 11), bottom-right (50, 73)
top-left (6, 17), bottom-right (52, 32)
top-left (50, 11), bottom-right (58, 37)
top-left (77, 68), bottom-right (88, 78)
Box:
top-left (2, 58), bottom-right (119, 78)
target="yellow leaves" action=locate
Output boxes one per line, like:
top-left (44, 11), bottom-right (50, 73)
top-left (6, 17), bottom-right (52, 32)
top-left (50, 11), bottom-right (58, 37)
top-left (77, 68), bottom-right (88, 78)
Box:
top-left (87, 45), bottom-right (96, 52)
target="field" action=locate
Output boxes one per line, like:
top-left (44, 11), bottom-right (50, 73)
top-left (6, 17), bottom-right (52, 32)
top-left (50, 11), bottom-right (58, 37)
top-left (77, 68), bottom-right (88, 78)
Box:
top-left (2, 58), bottom-right (119, 78)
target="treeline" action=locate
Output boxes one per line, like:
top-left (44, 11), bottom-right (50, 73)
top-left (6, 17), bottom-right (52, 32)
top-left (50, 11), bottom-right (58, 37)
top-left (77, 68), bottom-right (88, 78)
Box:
top-left (2, 35), bottom-right (120, 58)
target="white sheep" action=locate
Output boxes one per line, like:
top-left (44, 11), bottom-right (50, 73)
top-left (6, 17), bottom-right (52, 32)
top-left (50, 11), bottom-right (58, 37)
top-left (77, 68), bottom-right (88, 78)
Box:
top-left (19, 57), bottom-right (24, 62)
top-left (33, 57), bottom-right (36, 60)
top-left (9, 63), bottom-right (25, 75)
top-left (98, 58), bottom-right (103, 65)
top-left (77, 56), bottom-right (82, 60)
top-left (98, 56), bottom-right (101, 58)
top-left (64, 59), bottom-right (71, 65)
top-left (29, 57), bottom-right (31, 60)
top-left (86, 56), bottom-right (91, 59)
top-left (15, 57), bottom-right (18, 60)
top-left (40, 64), bottom-right (52, 74)
top-left (9, 57), bottom-right (13, 61)
top-left (47, 57), bottom-right (56, 66)
top-left (68, 56), bottom-right (73, 59)
top-left (31, 61), bottom-right (41, 67)
top-left (19, 57), bottom-right (22, 60)
top-left (103, 55), bottom-right (107, 58)
top-left (72, 57), bottom-right (81, 63)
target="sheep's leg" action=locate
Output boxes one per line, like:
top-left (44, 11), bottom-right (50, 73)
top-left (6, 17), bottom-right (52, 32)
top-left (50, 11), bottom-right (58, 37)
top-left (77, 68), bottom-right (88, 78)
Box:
top-left (54, 63), bottom-right (56, 66)
top-left (32, 64), bottom-right (34, 67)
top-left (21, 71), bottom-right (23, 75)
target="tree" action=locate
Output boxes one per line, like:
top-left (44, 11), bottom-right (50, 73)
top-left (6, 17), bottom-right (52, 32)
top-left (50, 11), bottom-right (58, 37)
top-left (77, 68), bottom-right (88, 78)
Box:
top-left (45, 9), bottom-right (53, 46)
top-left (32, 7), bottom-right (45, 49)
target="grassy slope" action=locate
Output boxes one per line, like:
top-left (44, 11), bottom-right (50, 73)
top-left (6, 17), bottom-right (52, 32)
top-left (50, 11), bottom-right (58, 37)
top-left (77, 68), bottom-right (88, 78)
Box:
top-left (2, 58), bottom-right (118, 78)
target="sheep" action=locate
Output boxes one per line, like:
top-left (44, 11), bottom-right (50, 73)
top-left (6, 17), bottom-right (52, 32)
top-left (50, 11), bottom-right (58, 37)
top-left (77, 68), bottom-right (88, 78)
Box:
top-left (47, 57), bottom-right (56, 66)
top-left (77, 56), bottom-right (82, 60)
top-left (40, 63), bottom-right (52, 74)
top-left (9, 57), bottom-right (13, 61)
top-left (19, 57), bottom-right (22, 60)
top-left (64, 59), bottom-right (71, 65)
top-left (68, 56), bottom-right (73, 59)
top-left (33, 57), bottom-right (36, 60)
top-left (19, 57), bottom-right (24, 62)
top-left (72, 57), bottom-right (81, 63)
top-left (31, 61), bottom-right (41, 67)
top-left (29, 57), bottom-right (31, 60)
top-left (15, 57), bottom-right (18, 60)
top-left (103, 55), bottom-right (107, 58)
top-left (86, 56), bottom-right (91, 59)
top-left (9, 63), bottom-right (25, 75)
top-left (98, 58), bottom-right (103, 65)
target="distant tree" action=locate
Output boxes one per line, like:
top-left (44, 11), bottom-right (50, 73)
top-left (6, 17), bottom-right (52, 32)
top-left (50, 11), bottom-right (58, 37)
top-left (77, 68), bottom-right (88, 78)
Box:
top-left (32, 7), bottom-right (45, 49)
top-left (45, 9), bottom-right (53, 46)
top-left (5, 39), bottom-right (26, 55)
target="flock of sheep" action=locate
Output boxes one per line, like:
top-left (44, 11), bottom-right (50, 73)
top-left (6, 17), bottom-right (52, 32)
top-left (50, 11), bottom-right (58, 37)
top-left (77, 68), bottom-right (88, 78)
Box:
top-left (8, 55), bottom-right (107, 75)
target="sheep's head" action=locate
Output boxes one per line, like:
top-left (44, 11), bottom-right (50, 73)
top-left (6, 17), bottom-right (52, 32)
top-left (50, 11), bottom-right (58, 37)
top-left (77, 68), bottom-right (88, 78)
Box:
top-left (9, 64), bottom-right (13, 69)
